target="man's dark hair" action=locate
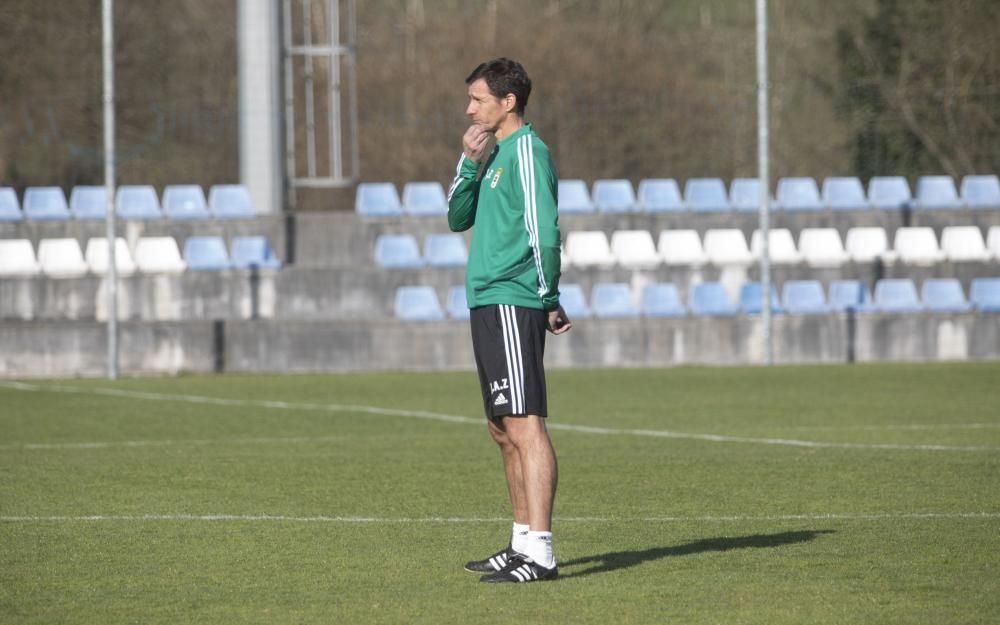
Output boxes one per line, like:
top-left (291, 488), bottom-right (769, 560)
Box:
top-left (465, 58), bottom-right (532, 115)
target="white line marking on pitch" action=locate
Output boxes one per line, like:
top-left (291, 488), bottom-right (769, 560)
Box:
top-left (1, 381), bottom-right (997, 452)
top-left (0, 512), bottom-right (997, 524)
top-left (0, 436), bottom-right (343, 451)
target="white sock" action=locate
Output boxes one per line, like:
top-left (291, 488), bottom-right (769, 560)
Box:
top-left (511, 522), bottom-right (530, 554)
top-left (522, 530), bottom-right (555, 569)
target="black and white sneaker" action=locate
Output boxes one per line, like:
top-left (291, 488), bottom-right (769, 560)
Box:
top-left (464, 543), bottom-right (517, 573)
top-left (479, 554), bottom-right (558, 583)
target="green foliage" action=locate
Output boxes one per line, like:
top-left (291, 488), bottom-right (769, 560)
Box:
top-left (1, 363), bottom-right (999, 624)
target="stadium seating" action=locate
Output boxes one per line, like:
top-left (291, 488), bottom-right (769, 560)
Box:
top-left (867, 176), bottom-right (912, 211)
top-left (730, 178), bottom-right (768, 212)
top-left (689, 282), bottom-right (738, 316)
top-left (69, 186), bottom-right (107, 220)
top-left (637, 178), bottom-right (684, 212)
top-left (0, 239), bottom-right (41, 276)
top-left (0, 187), bottom-right (22, 221)
top-left (116, 185), bottom-right (163, 220)
top-left (684, 178), bottom-right (730, 212)
top-left (564, 231), bottom-right (614, 268)
top-left (134, 237), bottom-right (187, 273)
top-left (591, 283), bottom-right (640, 318)
top-left (558, 180), bottom-right (595, 213)
top-left (610, 230), bottom-right (660, 269)
top-left (921, 278), bottom-right (971, 313)
top-left (775, 177), bottom-right (822, 211)
top-left (592, 179), bottom-right (636, 213)
top-left (162, 185), bottom-right (211, 220)
top-left (915, 176), bottom-right (962, 210)
top-left (969, 278), bottom-right (1000, 312)
top-left (658, 229), bottom-right (708, 266)
top-left (423, 233), bottom-right (468, 268)
top-left (558, 283), bottom-right (592, 318)
top-left (960, 175), bottom-right (1000, 209)
top-left (782, 280), bottom-right (831, 314)
top-left (845, 227), bottom-right (896, 264)
top-left (873, 279), bottom-right (922, 313)
top-left (355, 182), bottom-right (403, 217)
top-left (393, 286), bottom-right (445, 321)
top-left (940, 226), bottom-right (991, 262)
top-left (640, 283), bottom-right (687, 317)
top-left (798, 228), bottom-right (849, 267)
top-left (703, 229), bottom-right (753, 266)
top-left (446, 285), bottom-right (470, 320)
top-left (988, 227), bottom-right (1000, 259)
top-left (231, 236), bottom-right (282, 270)
top-left (84, 237), bottom-right (137, 276)
top-left (183, 236), bottom-right (232, 271)
top-left (750, 228), bottom-right (803, 264)
top-left (829, 280), bottom-right (873, 312)
top-left (209, 184), bottom-right (255, 219)
top-left (739, 282), bottom-right (784, 315)
top-left (402, 182), bottom-right (448, 216)
top-left (822, 176), bottom-right (869, 210)
top-left (23, 187), bottom-right (71, 221)
top-left (893, 227), bottom-right (945, 265)
top-left (37, 238), bottom-right (88, 278)
top-left (374, 234), bottom-right (423, 269)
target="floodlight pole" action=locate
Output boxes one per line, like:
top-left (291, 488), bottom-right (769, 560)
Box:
top-left (103, 0), bottom-right (119, 379)
top-left (756, 0), bottom-right (773, 365)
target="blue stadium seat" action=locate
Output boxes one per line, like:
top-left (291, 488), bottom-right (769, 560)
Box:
top-left (446, 285), bottom-right (470, 320)
top-left (640, 283), bottom-right (686, 317)
top-left (775, 177), bottom-right (822, 211)
top-left (822, 177), bottom-right (869, 210)
top-left (829, 280), bottom-right (873, 312)
top-left (23, 187), bottom-right (71, 221)
top-left (558, 283), bottom-right (592, 319)
top-left (0, 187), bottom-right (23, 221)
top-left (868, 176), bottom-right (912, 211)
top-left (684, 178), bottom-right (730, 212)
top-left (782, 280), bottom-right (830, 314)
top-left (969, 278), bottom-right (1000, 312)
top-left (231, 236), bottom-right (281, 270)
top-left (394, 286), bottom-right (445, 321)
top-left (402, 182), bottom-right (448, 216)
top-left (873, 279), bottom-right (922, 313)
top-left (591, 283), bottom-right (639, 318)
top-left (921, 279), bottom-right (970, 313)
top-left (374, 234), bottom-right (423, 269)
top-left (557, 180), bottom-right (595, 213)
top-left (689, 282), bottom-right (738, 316)
top-left (69, 186), bottom-right (107, 220)
top-left (915, 176), bottom-right (961, 210)
top-left (423, 233), bottom-right (468, 267)
top-left (116, 185), bottom-right (163, 220)
top-left (739, 282), bottom-right (785, 315)
top-left (637, 178), bottom-right (684, 212)
top-left (960, 175), bottom-right (1000, 209)
top-left (592, 179), bottom-right (636, 213)
top-left (183, 236), bottom-right (232, 271)
top-left (730, 177), bottom-right (768, 212)
top-left (162, 185), bottom-right (210, 220)
top-left (208, 184), bottom-right (255, 219)
top-left (355, 182), bottom-right (403, 217)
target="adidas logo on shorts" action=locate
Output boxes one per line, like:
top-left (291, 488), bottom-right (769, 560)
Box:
top-left (493, 394), bottom-right (508, 406)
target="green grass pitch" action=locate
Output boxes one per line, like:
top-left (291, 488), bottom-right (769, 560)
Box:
top-left (1, 362), bottom-right (998, 624)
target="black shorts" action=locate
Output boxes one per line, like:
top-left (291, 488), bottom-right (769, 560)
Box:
top-left (470, 304), bottom-right (548, 420)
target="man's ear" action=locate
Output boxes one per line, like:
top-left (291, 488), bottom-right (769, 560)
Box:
top-left (504, 93), bottom-right (517, 113)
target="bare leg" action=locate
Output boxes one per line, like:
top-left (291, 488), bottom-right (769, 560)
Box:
top-left (488, 418), bottom-right (529, 525)
top-left (497, 415), bottom-right (557, 531)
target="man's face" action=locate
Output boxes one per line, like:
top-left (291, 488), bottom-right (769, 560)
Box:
top-left (465, 78), bottom-right (509, 132)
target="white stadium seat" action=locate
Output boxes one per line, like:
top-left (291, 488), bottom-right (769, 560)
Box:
top-left (85, 237), bottom-right (137, 276)
top-left (797, 228), bottom-right (849, 267)
top-left (134, 237), bottom-right (187, 273)
top-left (0, 239), bottom-right (41, 276)
top-left (610, 230), bottom-right (660, 269)
top-left (940, 226), bottom-right (991, 262)
top-left (703, 229), bottom-right (753, 266)
top-left (845, 227), bottom-right (897, 264)
top-left (751, 228), bottom-right (802, 264)
top-left (37, 238), bottom-right (89, 278)
top-left (564, 231), bottom-right (615, 268)
top-left (893, 227), bottom-right (945, 265)
top-left (658, 230), bottom-right (708, 267)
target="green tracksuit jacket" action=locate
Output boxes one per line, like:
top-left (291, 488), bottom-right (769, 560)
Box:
top-left (446, 123), bottom-right (562, 311)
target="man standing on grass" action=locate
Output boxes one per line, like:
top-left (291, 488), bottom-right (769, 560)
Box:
top-left (447, 58), bottom-right (571, 584)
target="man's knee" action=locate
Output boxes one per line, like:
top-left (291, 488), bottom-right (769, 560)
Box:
top-left (501, 414), bottom-right (548, 446)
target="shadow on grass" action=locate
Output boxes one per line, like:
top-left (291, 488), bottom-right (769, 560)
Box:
top-left (559, 530), bottom-right (835, 579)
